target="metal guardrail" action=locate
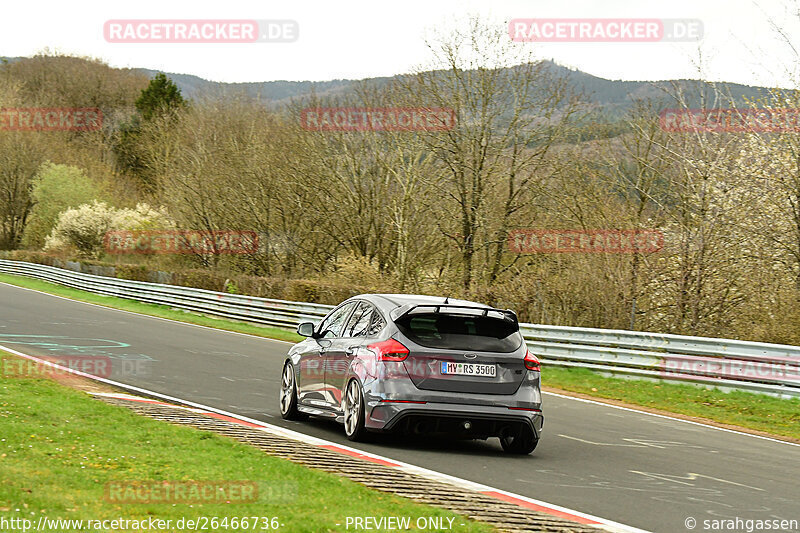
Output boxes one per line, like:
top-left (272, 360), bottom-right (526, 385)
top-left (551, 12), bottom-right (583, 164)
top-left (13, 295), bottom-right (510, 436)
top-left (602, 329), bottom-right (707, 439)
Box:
top-left (1, 258), bottom-right (799, 397)
top-left (0, 259), bottom-right (333, 329)
top-left (521, 325), bottom-right (800, 398)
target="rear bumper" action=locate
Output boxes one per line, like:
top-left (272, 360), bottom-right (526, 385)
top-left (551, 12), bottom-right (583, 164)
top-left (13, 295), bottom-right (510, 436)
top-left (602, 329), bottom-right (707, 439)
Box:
top-left (366, 401), bottom-right (544, 439)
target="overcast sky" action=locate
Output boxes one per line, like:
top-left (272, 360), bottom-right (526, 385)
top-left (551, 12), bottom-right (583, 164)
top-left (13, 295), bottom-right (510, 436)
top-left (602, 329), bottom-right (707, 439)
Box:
top-left (3, 0), bottom-right (799, 87)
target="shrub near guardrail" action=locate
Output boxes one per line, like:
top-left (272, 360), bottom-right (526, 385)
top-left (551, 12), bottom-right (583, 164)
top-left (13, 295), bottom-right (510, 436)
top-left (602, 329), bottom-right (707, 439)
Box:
top-left (0, 250), bottom-right (367, 305)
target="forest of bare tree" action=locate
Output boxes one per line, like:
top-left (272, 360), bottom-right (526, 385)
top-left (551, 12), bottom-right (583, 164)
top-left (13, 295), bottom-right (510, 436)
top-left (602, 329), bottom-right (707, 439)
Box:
top-left (2, 20), bottom-right (800, 344)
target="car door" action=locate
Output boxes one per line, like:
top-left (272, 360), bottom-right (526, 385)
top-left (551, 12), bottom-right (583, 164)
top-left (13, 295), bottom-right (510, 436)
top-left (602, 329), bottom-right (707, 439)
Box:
top-left (323, 301), bottom-right (378, 408)
top-left (296, 301), bottom-right (356, 407)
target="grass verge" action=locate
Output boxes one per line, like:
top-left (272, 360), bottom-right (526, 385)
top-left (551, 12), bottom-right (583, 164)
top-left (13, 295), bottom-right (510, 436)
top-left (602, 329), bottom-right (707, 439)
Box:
top-left (0, 272), bottom-right (303, 343)
top-left (2, 270), bottom-right (798, 442)
top-left (0, 350), bottom-right (493, 532)
top-left (543, 367), bottom-right (800, 441)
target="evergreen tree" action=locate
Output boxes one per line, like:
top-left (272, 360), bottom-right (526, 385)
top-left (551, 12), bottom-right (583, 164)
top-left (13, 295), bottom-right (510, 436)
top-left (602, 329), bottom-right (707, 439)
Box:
top-left (135, 73), bottom-right (185, 121)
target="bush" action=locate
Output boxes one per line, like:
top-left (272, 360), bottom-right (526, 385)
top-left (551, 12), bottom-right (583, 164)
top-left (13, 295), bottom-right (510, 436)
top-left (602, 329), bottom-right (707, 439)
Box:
top-left (44, 202), bottom-right (173, 257)
top-left (23, 163), bottom-right (105, 249)
top-left (3, 250), bottom-right (368, 307)
top-left (44, 201), bottom-right (117, 256)
top-left (114, 264), bottom-right (150, 282)
top-left (285, 279), bottom-right (362, 304)
top-left (172, 269), bottom-right (228, 292)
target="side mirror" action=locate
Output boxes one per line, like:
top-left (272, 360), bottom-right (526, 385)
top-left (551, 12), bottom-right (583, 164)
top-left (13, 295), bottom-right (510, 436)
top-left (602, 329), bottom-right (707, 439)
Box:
top-left (297, 322), bottom-right (316, 338)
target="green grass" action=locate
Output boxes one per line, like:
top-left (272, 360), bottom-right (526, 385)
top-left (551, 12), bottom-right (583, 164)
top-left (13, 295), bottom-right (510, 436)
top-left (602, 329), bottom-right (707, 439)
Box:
top-left (0, 351), bottom-right (493, 532)
top-left (0, 272), bottom-right (303, 343)
top-left (543, 366), bottom-right (800, 441)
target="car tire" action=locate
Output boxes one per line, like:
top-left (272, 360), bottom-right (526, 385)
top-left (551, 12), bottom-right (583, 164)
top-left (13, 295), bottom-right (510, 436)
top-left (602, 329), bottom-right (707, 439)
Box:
top-left (343, 379), bottom-right (368, 441)
top-left (279, 362), bottom-right (306, 421)
top-left (499, 426), bottom-right (538, 454)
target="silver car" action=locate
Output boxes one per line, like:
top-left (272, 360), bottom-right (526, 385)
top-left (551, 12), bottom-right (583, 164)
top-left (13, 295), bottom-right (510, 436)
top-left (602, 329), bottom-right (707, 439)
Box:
top-left (279, 294), bottom-right (543, 454)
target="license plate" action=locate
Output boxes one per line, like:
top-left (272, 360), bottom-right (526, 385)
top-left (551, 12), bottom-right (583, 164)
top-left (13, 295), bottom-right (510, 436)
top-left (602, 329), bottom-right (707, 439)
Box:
top-left (441, 361), bottom-right (496, 377)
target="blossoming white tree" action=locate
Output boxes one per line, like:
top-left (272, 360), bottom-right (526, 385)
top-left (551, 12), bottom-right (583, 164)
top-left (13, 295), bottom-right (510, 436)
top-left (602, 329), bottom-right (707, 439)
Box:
top-left (44, 201), bottom-right (173, 256)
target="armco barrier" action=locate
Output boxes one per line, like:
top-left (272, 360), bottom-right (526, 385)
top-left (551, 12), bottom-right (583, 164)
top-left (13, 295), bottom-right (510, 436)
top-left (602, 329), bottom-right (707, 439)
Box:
top-left (1, 258), bottom-right (799, 398)
top-left (522, 326), bottom-right (800, 397)
top-left (0, 259), bottom-right (332, 328)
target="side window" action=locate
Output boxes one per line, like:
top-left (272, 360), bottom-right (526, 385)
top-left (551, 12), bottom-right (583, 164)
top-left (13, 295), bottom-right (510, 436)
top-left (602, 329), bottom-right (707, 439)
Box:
top-left (345, 302), bottom-right (374, 338)
top-left (318, 302), bottom-right (356, 339)
top-left (366, 311), bottom-right (386, 336)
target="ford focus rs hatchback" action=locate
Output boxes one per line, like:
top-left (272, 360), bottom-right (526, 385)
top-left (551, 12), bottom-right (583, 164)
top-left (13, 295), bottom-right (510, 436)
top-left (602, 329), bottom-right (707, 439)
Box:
top-left (279, 294), bottom-right (543, 454)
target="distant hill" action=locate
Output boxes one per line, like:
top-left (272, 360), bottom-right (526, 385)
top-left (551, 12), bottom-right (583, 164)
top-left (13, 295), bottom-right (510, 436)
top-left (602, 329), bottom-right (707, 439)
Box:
top-left (135, 68), bottom-right (369, 103)
top-left (1, 55), bottom-right (775, 118)
top-left (136, 61), bottom-right (773, 117)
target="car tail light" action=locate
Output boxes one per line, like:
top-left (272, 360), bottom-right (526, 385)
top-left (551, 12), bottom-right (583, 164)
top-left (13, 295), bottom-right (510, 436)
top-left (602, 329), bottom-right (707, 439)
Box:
top-left (524, 349), bottom-right (541, 371)
top-left (368, 339), bottom-right (410, 361)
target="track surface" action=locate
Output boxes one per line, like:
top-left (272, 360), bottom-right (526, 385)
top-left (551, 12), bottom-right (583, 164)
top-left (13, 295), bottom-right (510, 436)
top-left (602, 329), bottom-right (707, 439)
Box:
top-left (2, 282), bottom-right (799, 532)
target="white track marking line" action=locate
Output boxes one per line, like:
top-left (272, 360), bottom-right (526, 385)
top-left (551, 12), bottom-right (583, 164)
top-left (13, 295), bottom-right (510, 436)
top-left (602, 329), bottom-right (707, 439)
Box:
top-left (0, 343), bottom-right (646, 533)
top-left (543, 391), bottom-right (800, 447)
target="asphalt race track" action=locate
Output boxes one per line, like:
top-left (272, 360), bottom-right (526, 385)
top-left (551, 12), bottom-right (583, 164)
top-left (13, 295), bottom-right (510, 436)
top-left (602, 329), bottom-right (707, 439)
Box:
top-left (2, 282), bottom-right (799, 532)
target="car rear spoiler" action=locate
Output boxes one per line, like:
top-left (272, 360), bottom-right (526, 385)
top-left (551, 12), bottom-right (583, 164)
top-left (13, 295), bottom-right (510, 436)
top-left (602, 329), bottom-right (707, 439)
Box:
top-left (390, 304), bottom-right (519, 325)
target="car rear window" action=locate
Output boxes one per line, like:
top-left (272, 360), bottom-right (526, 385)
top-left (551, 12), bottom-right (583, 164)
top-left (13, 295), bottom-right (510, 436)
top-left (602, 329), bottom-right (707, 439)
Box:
top-left (395, 313), bottom-right (522, 352)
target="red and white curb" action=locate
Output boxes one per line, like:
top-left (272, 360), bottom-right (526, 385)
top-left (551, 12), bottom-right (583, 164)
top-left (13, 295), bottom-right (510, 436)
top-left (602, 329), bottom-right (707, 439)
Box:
top-left (0, 344), bottom-right (648, 533)
top-left (89, 391), bottom-right (646, 533)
